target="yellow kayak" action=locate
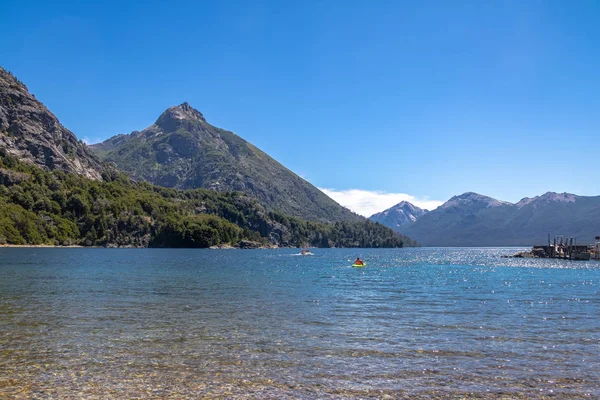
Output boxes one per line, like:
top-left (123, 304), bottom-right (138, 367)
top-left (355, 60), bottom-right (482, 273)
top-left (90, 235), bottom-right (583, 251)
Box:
top-left (352, 263), bottom-right (366, 268)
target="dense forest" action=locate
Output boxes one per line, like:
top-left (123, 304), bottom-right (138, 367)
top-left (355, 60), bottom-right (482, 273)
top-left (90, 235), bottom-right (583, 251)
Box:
top-left (0, 150), bottom-right (417, 248)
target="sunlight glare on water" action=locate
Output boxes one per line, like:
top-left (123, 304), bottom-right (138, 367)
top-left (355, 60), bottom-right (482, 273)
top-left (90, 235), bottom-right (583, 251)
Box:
top-left (0, 247), bottom-right (599, 399)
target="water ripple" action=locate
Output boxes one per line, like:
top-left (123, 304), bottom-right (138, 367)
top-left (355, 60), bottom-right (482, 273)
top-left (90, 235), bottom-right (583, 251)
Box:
top-left (1, 247), bottom-right (599, 398)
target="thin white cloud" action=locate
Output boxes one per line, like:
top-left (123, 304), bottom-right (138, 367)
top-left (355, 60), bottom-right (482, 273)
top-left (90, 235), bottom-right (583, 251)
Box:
top-left (319, 188), bottom-right (444, 217)
top-left (82, 136), bottom-right (101, 145)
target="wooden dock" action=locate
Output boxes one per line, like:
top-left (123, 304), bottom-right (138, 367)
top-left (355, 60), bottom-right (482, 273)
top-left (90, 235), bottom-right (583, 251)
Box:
top-left (533, 235), bottom-right (591, 260)
top-left (510, 235), bottom-right (597, 260)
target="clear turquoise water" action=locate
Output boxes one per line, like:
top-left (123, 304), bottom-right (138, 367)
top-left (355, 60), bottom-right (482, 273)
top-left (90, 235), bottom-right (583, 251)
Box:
top-left (1, 247), bottom-right (599, 398)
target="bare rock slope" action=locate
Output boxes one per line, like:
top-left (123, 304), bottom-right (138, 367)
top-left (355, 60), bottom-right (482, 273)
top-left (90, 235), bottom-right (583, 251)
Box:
top-left (0, 67), bottom-right (102, 179)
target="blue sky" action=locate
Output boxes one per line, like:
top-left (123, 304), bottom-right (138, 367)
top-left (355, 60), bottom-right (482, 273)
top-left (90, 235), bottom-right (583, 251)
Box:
top-left (2, 0), bottom-right (599, 215)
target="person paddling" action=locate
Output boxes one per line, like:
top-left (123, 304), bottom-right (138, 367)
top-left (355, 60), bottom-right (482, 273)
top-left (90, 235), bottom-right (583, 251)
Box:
top-left (354, 257), bottom-right (364, 266)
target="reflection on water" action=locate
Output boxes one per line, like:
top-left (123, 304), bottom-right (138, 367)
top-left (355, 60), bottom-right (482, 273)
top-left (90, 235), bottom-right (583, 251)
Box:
top-left (0, 248), bottom-right (599, 398)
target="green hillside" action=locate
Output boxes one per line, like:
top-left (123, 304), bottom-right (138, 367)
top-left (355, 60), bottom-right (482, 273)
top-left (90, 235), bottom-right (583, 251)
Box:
top-left (0, 149), bottom-right (416, 248)
top-left (91, 103), bottom-right (361, 223)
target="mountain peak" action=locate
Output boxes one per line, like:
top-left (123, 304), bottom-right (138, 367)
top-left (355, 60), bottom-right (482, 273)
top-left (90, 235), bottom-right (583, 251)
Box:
top-left (540, 191), bottom-right (576, 201)
top-left (176, 102), bottom-right (205, 120)
top-left (155, 102), bottom-right (206, 129)
top-left (441, 192), bottom-right (512, 209)
top-left (389, 200), bottom-right (427, 213)
top-left (369, 200), bottom-right (428, 230)
top-left (517, 191), bottom-right (577, 208)
top-left (456, 192), bottom-right (486, 199)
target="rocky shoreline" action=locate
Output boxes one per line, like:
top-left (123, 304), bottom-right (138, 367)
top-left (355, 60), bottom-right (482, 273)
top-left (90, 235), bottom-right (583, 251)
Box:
top-left (0, 244), bottom-right (86, 248)
top-left (504, 247), bottom-right (549, 258)
top-left (0, 241), bottom-right (281, 250)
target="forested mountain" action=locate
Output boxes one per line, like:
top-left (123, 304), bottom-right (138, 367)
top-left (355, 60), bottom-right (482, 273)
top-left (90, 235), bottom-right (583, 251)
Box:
top-left (0, 149), bottom-right (416, 248)
top-left (369, 201), bottom-right (428, 230)
top-left (91, 103), bottom-right (360, 223)
top-left (0, 68), bottom-right (417, 248)
top-left (401, 192), bottom-right (600, 246)
top-left (0, 67), bottom-right (102, 179)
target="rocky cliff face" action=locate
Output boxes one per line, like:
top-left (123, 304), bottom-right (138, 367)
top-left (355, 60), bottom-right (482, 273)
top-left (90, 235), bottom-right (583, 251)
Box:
top-left (369, 201), bottom-right (428, 230)
top-left (91, 103), bottom-right (361, 223)
top-left (0, 67), bottom-right (102, 179)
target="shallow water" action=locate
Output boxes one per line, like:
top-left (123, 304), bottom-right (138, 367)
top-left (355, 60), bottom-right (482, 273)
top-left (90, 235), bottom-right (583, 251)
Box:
top-left (0, 247), bottom-right (599, 399)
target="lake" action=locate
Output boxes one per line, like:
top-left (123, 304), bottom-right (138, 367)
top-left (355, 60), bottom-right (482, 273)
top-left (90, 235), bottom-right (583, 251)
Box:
top-left (0, 248), bottom-right (599, 399)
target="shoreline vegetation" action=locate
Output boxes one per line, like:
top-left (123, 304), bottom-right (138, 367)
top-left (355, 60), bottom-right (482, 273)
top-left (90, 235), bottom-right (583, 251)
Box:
top-left (0, 243), bottom-right (282, 249)
top-left (0, 244), bottom-right (272, 249)
top-left (0, 244), bottom-right (86, 248)
top-left (0, 150), bottom-right (416, 249)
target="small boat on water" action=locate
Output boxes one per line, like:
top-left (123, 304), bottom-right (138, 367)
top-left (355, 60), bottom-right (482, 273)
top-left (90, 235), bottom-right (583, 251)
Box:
top-left (298, 249), bottom-right (313, 256)
top-left (352, 262), bottom-right (366, 268)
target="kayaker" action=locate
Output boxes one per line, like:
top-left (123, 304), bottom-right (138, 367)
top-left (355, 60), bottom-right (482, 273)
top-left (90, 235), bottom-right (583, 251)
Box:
top-left (354, 257), bottom-right (364, 266)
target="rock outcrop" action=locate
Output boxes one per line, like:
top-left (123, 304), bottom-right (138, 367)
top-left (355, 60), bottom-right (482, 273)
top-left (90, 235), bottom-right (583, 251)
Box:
top-left (0, 67), bottom-right (102, 179)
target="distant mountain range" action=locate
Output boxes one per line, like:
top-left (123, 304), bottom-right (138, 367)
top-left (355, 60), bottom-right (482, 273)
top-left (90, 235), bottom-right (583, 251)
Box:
top-left (369, 201), bottom-right (429, 230)
top-left (371, 192), bottom-right (600, 246)
top-left (91, 103), bottom-right (360, 223)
